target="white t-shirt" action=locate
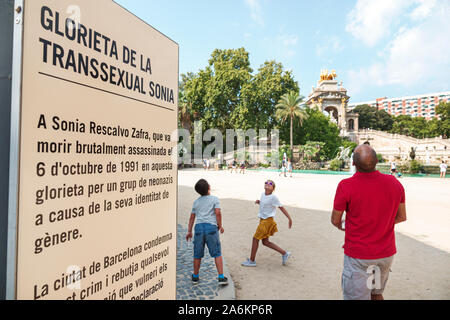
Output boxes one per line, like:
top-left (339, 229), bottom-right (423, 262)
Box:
top-left (440, 163), bottom-right (448, 172)
top-left (258, 193), bottom-right (282, 219)
top-left (391, 162), bottom-right (396, 170)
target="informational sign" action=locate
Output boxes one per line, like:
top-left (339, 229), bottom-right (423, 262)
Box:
top-left (15, 0), bottom-right (178, 300)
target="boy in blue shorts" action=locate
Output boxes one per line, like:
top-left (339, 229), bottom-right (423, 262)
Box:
top-left (186, 179), bottom-right (228, 285)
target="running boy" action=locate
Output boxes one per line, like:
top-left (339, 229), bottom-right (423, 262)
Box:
top-left (242, 180), bottom-right (293, 267)
top-left (186, 179), bottom-right (228, 285)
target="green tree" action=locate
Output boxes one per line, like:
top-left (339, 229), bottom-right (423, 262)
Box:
top-left (390, 115), bottom-right (439, 138)
top-left (298, 141), bottom-right (325, 162)
top-left (351, 101), bottom-right (449, 139)
top-left (353, 104), bottom-right (393, 131)
top-left (182, 48), bottom-right (252, 133)
top-left (178, 72), bottom-right (195, 131)
top-left (436, 102), bottom-right (450, 138)
top-left (237, 61), bottom-right (299, 131)
top-left (275, 91), bottom-right (308, 157)
top-left (181, 50), bottom-right (298, 137)
top-left (280, 107), bottom-right (342, 160)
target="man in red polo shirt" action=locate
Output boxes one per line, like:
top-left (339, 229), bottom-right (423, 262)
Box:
top-left (331, 145), bottom-right (407, 300)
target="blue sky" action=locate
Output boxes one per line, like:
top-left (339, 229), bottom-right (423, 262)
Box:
top-left (115, 0), bottom-right (450, 103)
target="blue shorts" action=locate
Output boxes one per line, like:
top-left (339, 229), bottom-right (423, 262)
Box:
top-left (193, 223), bottom-right (222, 259)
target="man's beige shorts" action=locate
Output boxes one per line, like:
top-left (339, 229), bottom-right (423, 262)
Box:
top-left (342, 254), bottom-right (394, 300)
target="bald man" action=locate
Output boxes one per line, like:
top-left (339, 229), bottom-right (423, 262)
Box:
top-left (331, 145), bottom-right (407, 300)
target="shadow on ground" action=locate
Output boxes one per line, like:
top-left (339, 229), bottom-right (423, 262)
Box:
top-left (178, 185), bottom-right (450, 300)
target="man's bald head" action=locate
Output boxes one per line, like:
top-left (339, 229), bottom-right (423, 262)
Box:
top-left (353, 145), bottom-right (378, 173)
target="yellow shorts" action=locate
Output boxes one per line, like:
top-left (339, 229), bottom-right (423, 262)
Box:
top-left (254, 217), bottom-right (278, 240)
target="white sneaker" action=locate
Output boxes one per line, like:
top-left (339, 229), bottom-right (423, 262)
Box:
top-left (241, 258), bottom-right (257, 267)
top-left (282, 252), bottom-right (291, 266)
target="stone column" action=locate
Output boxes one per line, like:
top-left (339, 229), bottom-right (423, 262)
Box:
top-left (339, 98), bottom-right (347, 132)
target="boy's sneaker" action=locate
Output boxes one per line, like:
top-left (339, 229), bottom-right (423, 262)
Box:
top-left (282, 252), bottom-right (291, 266)
top-left (218, 276), bottom-right (228, 286)
top-left (241, 258), bottom-right (257, 267)
top-left (192, 275), bottom-right (199, 284)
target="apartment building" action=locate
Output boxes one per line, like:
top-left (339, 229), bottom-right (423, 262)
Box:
top-left (348, 91), bottom-right (450, 120)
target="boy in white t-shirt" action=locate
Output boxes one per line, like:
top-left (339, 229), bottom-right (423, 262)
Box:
top-left (390, 162), bottom-right (397, 175)
top-left (242, 180), bottom-right (293, 267)
top-left (440, 161), bottom-right (447, 179)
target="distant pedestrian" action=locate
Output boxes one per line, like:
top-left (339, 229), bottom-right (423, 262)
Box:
top-left (440, 161), bottom-right (447, 179)
top-left (279, 157), bottom-right (287, 177)
top-left (331, 145), bottom-right (407, 300)
top-left (206, 159), bottom-right (210, 171)
top-left (186, 179), bottom-right (228, 286)
top-left (287, 159), bottom-right (293, 178)
top-left (231, 159), bottom-right (238, 173)
top-left (242, 180), bottom-right (293, 267)
top-left (390, 161), bottom-right (397, 175)
top-left (239, 161), bottom-right (246, 174)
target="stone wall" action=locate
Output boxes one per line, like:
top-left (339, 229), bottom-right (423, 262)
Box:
top-left (348, 129), bottom-right (450, 163)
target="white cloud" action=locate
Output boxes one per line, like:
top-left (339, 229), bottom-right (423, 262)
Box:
top-left (410, 0), bottom-right (437, 20)
top-left (277, 34), bottom-right (299, 58)
top-left (245, 0), bottom-right (264, 26)
top-left (346, 0), bottom-right (410, 47)
top-left (346, 1), bottom-right (450, 94)
top-left (284, 50), bottom-right (296, 58)
top-left (280, 34), bottom-right (298, 46)
top-left (316, 36), bottom-right (343, 56)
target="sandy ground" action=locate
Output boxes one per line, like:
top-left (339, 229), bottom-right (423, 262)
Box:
top-left (177, 169), bottom-right (450, 300)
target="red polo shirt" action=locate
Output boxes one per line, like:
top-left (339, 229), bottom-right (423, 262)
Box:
top-left (333, 171), bottom-right (405, 260)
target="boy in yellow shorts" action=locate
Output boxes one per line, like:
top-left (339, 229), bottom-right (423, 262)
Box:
top-left (242, 180), bottom-right (293, 267)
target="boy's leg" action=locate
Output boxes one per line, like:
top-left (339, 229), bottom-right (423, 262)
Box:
top-left (262, 238), bottom-right (286, 255)
top-left (193, 225), bottom-right (206, 277)
top-left (250, 237), bottom-right (260, 262)
top-left (193, 258), bottom-right (201, 275)
top-left (214, 256), bottom-right (224, 275)
top-left (204, 224), bottom-right (225, 277)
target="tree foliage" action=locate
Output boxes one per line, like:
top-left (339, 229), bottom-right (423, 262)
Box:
top-left (280, 107), bottom-right (343, 160)
top-left (298, 141), bottom-right (325, 162)
top-left (352, 104), bottom-right (393, 131)
top-left (275, 91), bottom-right (308, 156)
top-left (180, 48), bottom-right (298, 134)
top-left (353, 102), bottom-right (450, 139)
top-left (435, 102), bottom-right (450, 138)
top-left (390, 115), bottom-right (440, 138)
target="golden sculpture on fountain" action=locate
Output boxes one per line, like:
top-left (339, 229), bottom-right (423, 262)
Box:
top-left (320, 69), bottom-right (337, 81)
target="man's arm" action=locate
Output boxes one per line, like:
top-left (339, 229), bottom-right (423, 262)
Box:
top-left (331, 209), bottom-right (345, 231)
top-left (395, 203), bottom-right (407, 224)
top-left (186, 213), bottom-right (196, 241)
top-left (279, 207), bottom-right (293, 229)
top-left (215, 208), bottom-right (224, 233)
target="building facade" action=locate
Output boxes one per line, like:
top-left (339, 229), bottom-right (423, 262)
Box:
top-left (348, 91), bottom-right (450, 120)
top-left (306, 70), bottom-right (359, 133)
top-left (349, 129), bottom-right (450, 164)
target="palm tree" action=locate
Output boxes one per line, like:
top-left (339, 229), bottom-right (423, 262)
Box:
top-left (178, 102), bottom-right (192, 131)
top-left (276, 91), bottom-right (308, 158)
